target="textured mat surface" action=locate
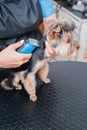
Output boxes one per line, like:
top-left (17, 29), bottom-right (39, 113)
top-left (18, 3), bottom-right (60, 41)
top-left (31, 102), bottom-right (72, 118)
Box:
top-left (0, 61), bottom-right (87, 130)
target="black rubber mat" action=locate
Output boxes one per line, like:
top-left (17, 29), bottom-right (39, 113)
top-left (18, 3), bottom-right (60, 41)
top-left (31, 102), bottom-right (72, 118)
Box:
top-left (0, 61), bottom-right (87, 130)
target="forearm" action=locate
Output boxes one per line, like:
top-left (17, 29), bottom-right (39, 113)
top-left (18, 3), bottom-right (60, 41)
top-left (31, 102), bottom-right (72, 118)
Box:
top-left (0, 57), bottom-right (4, 68)
top-left (39, 0), bottom-right (57, 32)
top-left (43, 13), bottom-right (58, 58)
top-left (43, 13), bottom-right (57, 32)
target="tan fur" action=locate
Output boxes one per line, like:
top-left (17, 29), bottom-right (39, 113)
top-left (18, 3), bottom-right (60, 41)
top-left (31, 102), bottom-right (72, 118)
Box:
top-left (1, 78), bottom-right (13, 90)
top-left (37, 63), bottom-right (50, 84)
top-left (23, 73), bottom-right (37, 102)
top-left (22, 60), bottom-right (50, 101)
top-left (13, 73), bottom-right (22, 90)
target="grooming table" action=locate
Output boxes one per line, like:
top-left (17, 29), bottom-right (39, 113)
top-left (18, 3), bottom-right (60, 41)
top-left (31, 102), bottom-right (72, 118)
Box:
top-left (0, 61), bottom-right (87, 130)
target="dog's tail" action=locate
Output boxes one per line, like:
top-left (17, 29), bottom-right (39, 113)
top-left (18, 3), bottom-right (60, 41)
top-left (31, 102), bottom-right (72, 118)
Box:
top-left (1, 78), bottom-right (14, 90)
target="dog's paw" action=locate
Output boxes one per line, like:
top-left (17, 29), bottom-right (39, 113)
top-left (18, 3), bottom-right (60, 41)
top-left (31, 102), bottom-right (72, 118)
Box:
top-left (30, 95), bottom-right (37, 102)
top-left (44, 78), bottom-right (51, 84)
top-left (15, 85), bottom-right (22, 90)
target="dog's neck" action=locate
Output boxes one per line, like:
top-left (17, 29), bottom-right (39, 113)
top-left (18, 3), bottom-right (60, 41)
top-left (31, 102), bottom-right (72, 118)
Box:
top-left (38, 35), bottom-right (47, 47)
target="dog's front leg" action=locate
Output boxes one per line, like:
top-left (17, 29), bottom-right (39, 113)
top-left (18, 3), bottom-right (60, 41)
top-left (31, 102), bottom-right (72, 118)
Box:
top-left (37, 63), bottom-right (51, 84)
top-left (23, 73), bottom-right (37, 102)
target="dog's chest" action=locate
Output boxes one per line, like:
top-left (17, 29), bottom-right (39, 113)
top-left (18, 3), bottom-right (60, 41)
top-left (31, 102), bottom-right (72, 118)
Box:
top-left (28, 43), bottom-right (45, 71)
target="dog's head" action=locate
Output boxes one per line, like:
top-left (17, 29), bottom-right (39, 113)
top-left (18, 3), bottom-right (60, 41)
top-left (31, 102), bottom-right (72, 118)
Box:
top-left (46, 19), bottom-right (79, 58)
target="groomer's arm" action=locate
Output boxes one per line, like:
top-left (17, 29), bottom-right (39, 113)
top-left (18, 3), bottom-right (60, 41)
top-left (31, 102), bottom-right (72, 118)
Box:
top-left (0, 40), bottom-right (32, 68)
top-left (39, 0), bottom-right (58, 57)
top-left (39, 0), bottom-right (57, 31)
top-left (43, 13), bottom-right (57, 31)
top-left (43, 14), bottom-right (58, 58)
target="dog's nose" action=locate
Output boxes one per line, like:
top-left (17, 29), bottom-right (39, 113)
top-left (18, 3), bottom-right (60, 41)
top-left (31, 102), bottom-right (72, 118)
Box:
top-left (73, 41), bottom-right (80, 50)
top-left (76, 45), bottom-right (80, 50)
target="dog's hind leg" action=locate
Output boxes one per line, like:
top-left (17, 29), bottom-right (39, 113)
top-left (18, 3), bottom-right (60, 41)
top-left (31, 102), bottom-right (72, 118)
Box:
top-left (13, 75), bottom-right (22, 90)
top-left (37, 63), bottom-right (51, 84)
top-left (23, 73), bottom-right (37, 102)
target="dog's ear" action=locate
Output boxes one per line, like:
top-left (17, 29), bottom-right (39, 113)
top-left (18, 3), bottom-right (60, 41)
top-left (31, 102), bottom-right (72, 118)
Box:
top-left (61, 18), bottom-right (76, 31)
top-left (47, 20), bottom-right (63, 40)
top-left (47, 20), bottom-right (58, 29)
top-left (47, 20), bottom-right (62, 34)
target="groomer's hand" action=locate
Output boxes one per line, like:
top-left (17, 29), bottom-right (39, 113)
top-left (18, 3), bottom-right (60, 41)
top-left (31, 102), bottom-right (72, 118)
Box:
top-left (45, 40), bottom-right (58, 58)
top-left (0, 40), bottom-right (32, 68)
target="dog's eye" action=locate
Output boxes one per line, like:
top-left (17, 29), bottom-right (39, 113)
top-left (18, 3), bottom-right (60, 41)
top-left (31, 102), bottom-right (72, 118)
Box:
top-left (67, 39), bottom-right (71, 43)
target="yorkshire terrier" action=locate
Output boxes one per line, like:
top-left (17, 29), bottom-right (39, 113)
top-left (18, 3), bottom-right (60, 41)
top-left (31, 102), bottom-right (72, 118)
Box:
top-left (0, 19), bottom-right (79, 102)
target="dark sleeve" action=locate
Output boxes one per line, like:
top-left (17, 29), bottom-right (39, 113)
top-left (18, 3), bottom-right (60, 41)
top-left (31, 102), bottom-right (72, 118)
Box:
top-left (0, 0), bottom-right (42, 39)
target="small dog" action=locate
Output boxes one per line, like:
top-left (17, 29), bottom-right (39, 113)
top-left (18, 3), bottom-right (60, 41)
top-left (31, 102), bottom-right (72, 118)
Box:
top-left (0, 19), bottom-right (79, 102)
